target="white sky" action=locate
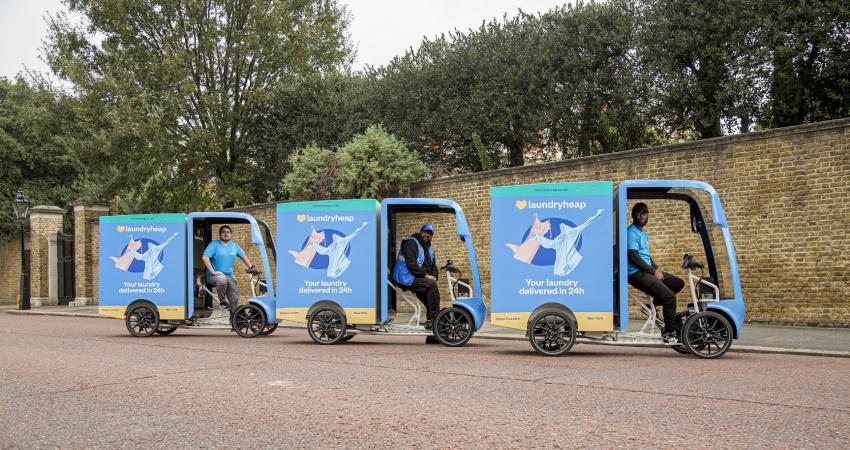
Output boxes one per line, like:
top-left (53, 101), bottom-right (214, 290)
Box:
top-left (0, 0), bottom-right (567, 79)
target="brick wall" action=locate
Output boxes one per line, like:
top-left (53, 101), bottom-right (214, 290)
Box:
top-left (407, 119), bottom-right (850, 326)
top-left (0, 238), bottom-right (23, 304)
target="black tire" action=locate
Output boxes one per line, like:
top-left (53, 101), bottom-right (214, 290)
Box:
top-left (155, 325), bottom-right (178, 335)
top-left (307, 306), bottom-right (347, 344)
top-left (339, 334), bottom-right (355, 342)
top-left (682, 311), bottom-right (733, 359)
top-left (125, 304), bottom-right (159, 337)
top-left (433, 307), bottom-right (473, 347)
top-left (528, 310), bottom-right (577, 356)
top-left (260, 323), bottom-right (278, 336)
top-left (231, 304), bottom-right (267, 338)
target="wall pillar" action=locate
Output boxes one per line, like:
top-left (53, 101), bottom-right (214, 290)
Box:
top-left (28, 206), bottom-right (67, 307)
top-left (73, 203), bottom-right (110, 306)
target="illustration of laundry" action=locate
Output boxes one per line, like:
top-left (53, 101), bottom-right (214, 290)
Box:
top-left (532, 209), bottom-right (604, 276)
top-left (505, 214), bottom-right (551, 264)
top-left (310, 222), bottom-right (369, 278)
top-left (128, 232), bottom-right (179, 280)
top-left (109, 235), bottom-right (142, 271)
top-left (289, 227), bottom-right (326, 268)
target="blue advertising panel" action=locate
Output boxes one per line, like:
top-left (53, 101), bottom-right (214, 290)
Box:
top-left (490, 182), bottom-right (614, 331)
top-left (98, 214), bottom-right (187, 320)
top-left (276, 200), bottom-right (379, 324)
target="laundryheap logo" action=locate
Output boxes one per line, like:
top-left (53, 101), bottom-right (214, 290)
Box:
top-left (118, 225), bottom-right (167, 233)
top-left (516, 199), bottom-right (587, 210)
top-left (298, 214), bottom-right (355, 223)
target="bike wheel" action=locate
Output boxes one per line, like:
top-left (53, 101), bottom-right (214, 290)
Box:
top-left (433, 307), bottom-right (473, 347)
top-left (307, 307), bottom-right (347, 344)
top-left (528, 310), bottom-right (577, 356)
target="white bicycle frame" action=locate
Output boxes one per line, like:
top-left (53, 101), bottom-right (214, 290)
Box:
top-left (583, 263), bottom-right (716, 345)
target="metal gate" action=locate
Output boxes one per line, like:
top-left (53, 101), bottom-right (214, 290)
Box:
top-left (57, 233), bottom-right (75, 305)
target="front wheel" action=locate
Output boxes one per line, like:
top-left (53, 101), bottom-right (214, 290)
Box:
top-left (682, 311), bottom-right (733, 359)
top-left (528, 310), bottom-right (577, 356)
top-left (433, 307), bottom-right (473, 347)
top-left (231, 304), bottom-right (267, 338)
top-left (125, 304), bottom-right (159, 337)
top-left (307, 307), bottom-right (347, 344)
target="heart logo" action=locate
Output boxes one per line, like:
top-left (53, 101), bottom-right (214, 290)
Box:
top-left (116, 225), bottom-right (126, 232)
top-left (296, 214), bottom-right (306, 223)
top-left (515, 200), bottom-right (528, 210)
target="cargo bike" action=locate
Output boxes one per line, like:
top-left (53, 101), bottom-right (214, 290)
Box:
top-left (489, 180), bottom-right (745, 359)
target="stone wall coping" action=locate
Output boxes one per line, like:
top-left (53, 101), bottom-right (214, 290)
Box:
top-left (29, 205), bottom-right (68, 217)
top-left (413, 117), bottom-right (850, 189)
top-left (72, 203), bottom-right (110, 213)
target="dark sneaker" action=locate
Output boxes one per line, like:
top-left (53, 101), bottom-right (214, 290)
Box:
top-left (219, 302), bottom-right (231, 311)
top-left (425, 335), bottom-right (440, 344)
top-left (662, 331), bottom-right (679, 344)
top-left (423, 320), bottom-right (433, 331)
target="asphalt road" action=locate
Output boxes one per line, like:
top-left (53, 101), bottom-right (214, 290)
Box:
top-left (1, 314), bottom-right (848, 448)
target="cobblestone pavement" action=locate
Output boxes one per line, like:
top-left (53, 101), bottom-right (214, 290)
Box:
top-left (1, 313), bottom-right (849, 448)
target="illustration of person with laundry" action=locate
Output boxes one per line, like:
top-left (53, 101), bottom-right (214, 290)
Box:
top-left (109, 235), bottom-right (142, 271)
top-left (505, 214), bottom-right (551, 263)
top-left (288, 226), bottom-right (327, 268)
top-left (530, 209), bottom-right (604, 276)
top-left (126, 232), bottom-right (180, 280)
top-left (310, 222), bottom-right (369, 278)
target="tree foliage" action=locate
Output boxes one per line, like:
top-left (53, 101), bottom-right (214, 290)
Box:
top-left (44, 0), bottom-right (352, 211)
top-left (0, 77), bottom-right (83, 238)
top-left (282, 145), bottom-right (337, 200)
top-left (335, 125), bottom-right (429, 199)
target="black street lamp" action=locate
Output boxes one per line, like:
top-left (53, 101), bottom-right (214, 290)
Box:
top-left (12, 189), bottom-right (30, 310)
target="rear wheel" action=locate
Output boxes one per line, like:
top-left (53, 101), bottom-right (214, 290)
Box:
top-left (528, 310), bottom-right (577, 356)
top-left (231, 304), bottom-right (266, 338)
top-left (683, 311), bottom-right (733, 359)
top-left (260, 323), bottom-right (278, 336)
top-left (307, 307), bottom-right (347, 344)
top-left (155, 324), bottom-right (177, 335)
top-left (125, 304), bottom-right (159, 337)
top-left (433, 307), bottom-right (473, 347)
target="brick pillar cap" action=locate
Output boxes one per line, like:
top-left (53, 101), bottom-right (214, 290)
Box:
top-left (29, 205), bottom-right (68, 217)
top-left (72, 202), bottom-right (110, 213)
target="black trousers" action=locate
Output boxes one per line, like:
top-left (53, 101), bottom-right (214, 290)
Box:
top-left (628, 271), bottom-right (685, 332)
top-left (409, 277), bottom-right (440, 321)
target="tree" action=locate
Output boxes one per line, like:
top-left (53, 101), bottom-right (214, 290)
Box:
top-left (245, 70), bottom-right (373, 201)
top-left (44, 0), bottom-right (352, 211)
top-left (334, 125), bottom-right (429, 199)
top-left (0, 77), bottom-right (83, 238)
top-left (761, 0), bottom-right (850, 127)
top-left (281, 145), bottom-right (337, 200)
top-left (539, 1), bottom-right (654, 156)
top-left (639, 0), bottom-right (763, 139)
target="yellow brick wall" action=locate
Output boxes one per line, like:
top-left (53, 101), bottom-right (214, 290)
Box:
top-left (0, 238), bottom-right (23, 304)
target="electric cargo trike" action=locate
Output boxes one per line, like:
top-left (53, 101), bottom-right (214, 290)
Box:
top-left (98, 212), bottom-right (278, 337)
top-left (489, 180), bottom-right (745, 358)
top-left (276, 198), bottom-right (487, 346)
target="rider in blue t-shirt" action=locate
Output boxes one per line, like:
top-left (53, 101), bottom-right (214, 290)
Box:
top-left (626, 203), bottom-right (685, 343)
top-left (202, 225), bottom-right (255, 310)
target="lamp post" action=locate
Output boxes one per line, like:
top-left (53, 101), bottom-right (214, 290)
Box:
top-left (12, 189), bottom-right (30, 310)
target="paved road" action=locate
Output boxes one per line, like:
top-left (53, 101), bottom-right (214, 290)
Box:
top-left (1, 314), bottom-right (848, 448)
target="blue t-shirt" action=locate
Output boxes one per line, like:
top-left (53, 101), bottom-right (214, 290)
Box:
top-left (203, 240), bottom-right (245, 276)
top-left (626, 224), bottom-right (652, 276)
